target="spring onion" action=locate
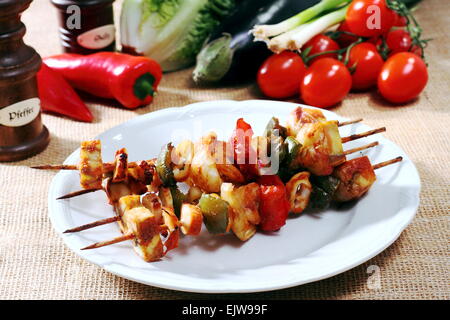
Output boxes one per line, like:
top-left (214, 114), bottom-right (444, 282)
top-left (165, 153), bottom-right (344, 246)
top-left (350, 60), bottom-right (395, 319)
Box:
top-left (252, 0), bottom-right (351, 53)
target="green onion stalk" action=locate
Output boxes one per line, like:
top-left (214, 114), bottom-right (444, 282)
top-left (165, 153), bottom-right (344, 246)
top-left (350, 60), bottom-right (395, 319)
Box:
top-left (252, 0), bottom-right (351, 53)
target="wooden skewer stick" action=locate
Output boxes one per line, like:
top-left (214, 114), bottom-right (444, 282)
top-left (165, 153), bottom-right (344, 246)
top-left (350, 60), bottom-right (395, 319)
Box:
top-left (81, 233), bottom-right (135, 250)
top-left (343, 141), bottom-right (379, 156)
top-left (337, 118), bottom-right (363, 127)
top-left (31, 164), bottom-right (78, 170)
top-left (372, 156), bottom-right (403, 170)
top-left (80, 224), bottom-right (169, 250)
top-left (63, 216), bottom-right (120, 233)
top-left (32, 163), bottom-right (115, 172)
top-left (31, 159), bottom-right (155, 172)
top-left (341, 127), bottom-right (386, 143)
top-left (57, 188), bottom-right (100, 200)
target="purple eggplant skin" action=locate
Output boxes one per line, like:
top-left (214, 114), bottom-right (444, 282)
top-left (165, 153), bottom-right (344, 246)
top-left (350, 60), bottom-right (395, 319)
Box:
top-left (193, 0), bottom-right (319, 84)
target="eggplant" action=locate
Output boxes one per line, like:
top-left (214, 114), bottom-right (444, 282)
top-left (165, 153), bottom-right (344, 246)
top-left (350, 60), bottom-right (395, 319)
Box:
top-left (193, 0), bottom-right (319, 84)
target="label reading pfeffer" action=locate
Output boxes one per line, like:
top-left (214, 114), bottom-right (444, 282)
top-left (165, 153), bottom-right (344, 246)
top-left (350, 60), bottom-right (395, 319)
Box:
top-left (0, 98), bottom-right (40, 127)
top-left (77, 24), bottom-right (115, 50)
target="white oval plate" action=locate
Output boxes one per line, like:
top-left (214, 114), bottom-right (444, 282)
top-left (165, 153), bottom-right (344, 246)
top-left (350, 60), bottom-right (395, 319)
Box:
top-left (48, 100), bottom-right (420, 293)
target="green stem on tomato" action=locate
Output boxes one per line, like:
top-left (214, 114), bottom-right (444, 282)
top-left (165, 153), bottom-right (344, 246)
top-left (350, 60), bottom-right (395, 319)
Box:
top-left (302, 37), bottom-right (364, 65)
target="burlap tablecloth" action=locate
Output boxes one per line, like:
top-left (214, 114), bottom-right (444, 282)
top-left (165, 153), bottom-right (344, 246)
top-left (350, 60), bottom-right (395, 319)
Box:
top-left (0, 0), bottom-right (448, 300)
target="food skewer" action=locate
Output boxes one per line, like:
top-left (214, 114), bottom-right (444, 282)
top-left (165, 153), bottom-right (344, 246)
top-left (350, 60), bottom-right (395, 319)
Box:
top-left (35, 106), bottom-right (403, 262)
top-left (288, 155), bottom-right (404, 213)
top-left (54, 140), bottom-right (380, 201)
top-left (77, 156), bottom-right (404, 252)
top-left (32, 128), bottom-right (384, 177)
top-left (79, 194), bottom-right (200, 261)
top-left (31, 108), bottom-right (364, 173)
top-left (64, 155), bottom-right (403, 240)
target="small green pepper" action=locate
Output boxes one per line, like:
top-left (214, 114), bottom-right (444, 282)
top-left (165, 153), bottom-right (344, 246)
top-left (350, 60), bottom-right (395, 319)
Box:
top-left (264, 117), bottom-right (288, 139)
top-left (308, 176), bottom-right (340, 211)
top-left (156, 143), bottom-right (176, 186)
top-left (275, 136), bottom-right (303, 182)
top-left (312, 175), bottom-right (340, 195)
top-left (198, 194), bottom-right (229, 235)
top-left (170, 186), bottom-right (185, 218)
top-left (284, 136), bottom-right (302, 171)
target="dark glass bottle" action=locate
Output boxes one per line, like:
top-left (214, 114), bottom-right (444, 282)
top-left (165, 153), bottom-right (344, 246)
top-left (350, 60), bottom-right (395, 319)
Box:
top-left (51, 0), bottom-right (116, 54)
top-left (0, 0), bottom-right (50, 162)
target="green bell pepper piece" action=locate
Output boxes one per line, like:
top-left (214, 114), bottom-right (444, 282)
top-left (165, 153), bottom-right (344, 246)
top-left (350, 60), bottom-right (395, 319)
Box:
top-left (156, 143), bottom-right (176, 186)
top-left (198, 194), bottom-right (229, 235)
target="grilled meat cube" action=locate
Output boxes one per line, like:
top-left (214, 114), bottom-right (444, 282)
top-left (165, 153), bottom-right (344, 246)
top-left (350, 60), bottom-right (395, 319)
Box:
top-left (333, 156), bottom-right (377, 202)
top-left (79, 140), bottom-right (103, 189)
top-left (161, 206), bottom-right (180, 253)
top-left (122, 206), bottom-right (164, 262)
top-left (180, 204), bottom-right (203, 236)
top-left (117, 195), bottom-right (165, 262)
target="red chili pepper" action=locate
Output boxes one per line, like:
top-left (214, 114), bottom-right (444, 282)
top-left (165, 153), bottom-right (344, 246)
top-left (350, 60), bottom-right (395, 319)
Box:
top-left (258, 175), bottom-right (290, 232)
top-left (229, 118), bottom-right (258, 180)
top-left (43, 52), bottom-right (162, 109)
top-left (37, 63), bottom-right (93, 122)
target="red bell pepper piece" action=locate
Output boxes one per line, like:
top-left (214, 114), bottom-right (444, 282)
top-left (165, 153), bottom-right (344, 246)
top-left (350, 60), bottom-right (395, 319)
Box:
top-left (37, 63), bottom-right (93, 122)
top-left (258, 175), bottom-right (290, 232)
top-left (229, 118), bottom-right (259, 180)
top-left (43, 52), bottom-right (162, 109)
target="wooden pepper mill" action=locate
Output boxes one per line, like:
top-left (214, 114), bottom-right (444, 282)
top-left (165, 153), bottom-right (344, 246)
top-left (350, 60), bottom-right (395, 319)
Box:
top-left (0, 0), bottom-right (50, 162)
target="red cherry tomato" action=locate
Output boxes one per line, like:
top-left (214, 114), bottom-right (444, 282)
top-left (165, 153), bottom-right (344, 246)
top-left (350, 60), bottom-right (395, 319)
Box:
top-left (392, 12), bottom-right (408, 27)
top-left (386, 29), bottom-right (412, 54)
top-left (348, 42), bottom-right (384, 90)
top-left (336, 21), bottom-right (359, 48)
top-left (258, 175), bottom-right (290, 232)
top-left (346, 0), bottom-right (395, 37)
top-left (378, 52), bottom-right (428, 103)
top-left (300, 58), bottom-right (352, 108)
top-left (303, 34), bottom-right (340, 64)
top-left (230, 118), bottom-right (258, 180)
top-left (367, 36), bottom-right (383, 46)
top-left (257, 51), bottom-right (307, 99)
top-left (410, 45), bottom-right (423, 58)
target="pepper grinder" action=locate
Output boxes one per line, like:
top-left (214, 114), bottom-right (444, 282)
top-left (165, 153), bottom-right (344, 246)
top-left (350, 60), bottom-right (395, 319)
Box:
top-left (0, 0), bottom-right (50, 162)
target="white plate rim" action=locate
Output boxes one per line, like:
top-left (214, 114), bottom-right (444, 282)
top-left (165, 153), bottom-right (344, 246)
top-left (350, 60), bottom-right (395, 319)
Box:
top-left (48, 99), bottom-right (421, 293)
